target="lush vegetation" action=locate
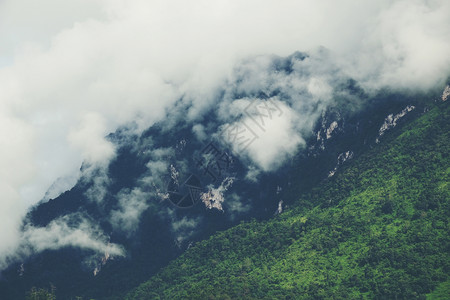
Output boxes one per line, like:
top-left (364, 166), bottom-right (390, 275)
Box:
top-left (26, 287), bottom-right (56, 300)
top-left (125, 101), bottom-right (449, 299)
top-left (426, 279), bottom-right (450, 299)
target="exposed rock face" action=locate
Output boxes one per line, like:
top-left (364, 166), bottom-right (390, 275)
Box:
top-left (328, 150), bottom-right (354, 177)
top-left (201, 177), bottom-right (234, 211)
top-left (326, 121), bottom-right (338, 139)
top-left (376, 105), bottom-right (415, 143)
top-left (442, 85), bottom-right (450, 101)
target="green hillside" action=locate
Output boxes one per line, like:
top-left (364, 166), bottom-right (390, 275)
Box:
top-left (126, 101), bottom-right (450, 300)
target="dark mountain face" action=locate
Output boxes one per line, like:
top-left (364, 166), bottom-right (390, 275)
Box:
top-left (0, 53), bottom-right (442, 299)
top-left (125, 99), bottom-right (450, 300)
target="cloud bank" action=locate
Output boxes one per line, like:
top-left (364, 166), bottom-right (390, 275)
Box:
top-left (0, 0), bottom-right (449, 269)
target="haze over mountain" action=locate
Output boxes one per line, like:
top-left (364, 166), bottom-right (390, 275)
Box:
top-left (0, 1), bottom-right (449, 299)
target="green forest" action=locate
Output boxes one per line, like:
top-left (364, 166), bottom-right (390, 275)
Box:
top-left (124, 101), bottom-right (450, 299)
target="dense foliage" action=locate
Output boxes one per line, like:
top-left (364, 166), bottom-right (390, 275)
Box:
top-left (126, 102), bottom-right (449, 299)
top-left (26, 287), bottom-right (56, 300)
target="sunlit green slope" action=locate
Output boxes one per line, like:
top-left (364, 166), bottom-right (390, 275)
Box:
top-left (126, 101), bottom-right (449, 300)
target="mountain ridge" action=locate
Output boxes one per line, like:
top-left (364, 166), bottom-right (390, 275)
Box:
top-left (0, 87), bottom-right (446, 299)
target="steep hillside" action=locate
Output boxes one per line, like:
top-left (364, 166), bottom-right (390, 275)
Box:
top-left (3, 83), bottom-right (433, 300)
top-left (126, 101), bottom-right (449, 299)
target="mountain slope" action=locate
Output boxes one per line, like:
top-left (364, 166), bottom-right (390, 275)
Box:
top-left (126, 101), bottom-right (449, 299)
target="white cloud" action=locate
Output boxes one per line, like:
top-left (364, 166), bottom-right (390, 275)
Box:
top-left (68, 112), bottom-right (115, 166)
top-left (109, 147), bottom-right (175, 234)
top-left (221, 100), bottom-right (305, 171)
top-left (0, 183), bottom-right (25, 270)
top-left (335, 0), bottom-right (450, 90)
top-left (170, 214), bottom-right (201, 247)
top-left (225, 193), bottom-right (251, 220)
top-left (0, 214), bottom-right (125, 271)
top-left (171, 216), bottom-right (200, 233)
top-left (245, 103), bottom-right (304, 171)
top-left (110, 188), bottom-right (149, 234)
top-left (245, 166), bottom-right (262, 183)
top-left (82, 166), bottom-right (112, 204)
top-left (22, 215), bottom-right (124, 256)
top-left (0, 0), bottom-right (107, 67)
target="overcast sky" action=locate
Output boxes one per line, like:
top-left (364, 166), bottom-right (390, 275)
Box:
top-left (0, 0), bottom-right (449, 269)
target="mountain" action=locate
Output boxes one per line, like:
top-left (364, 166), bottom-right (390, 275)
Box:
top-left (0, 81), bottom-right (446, 299)
top-left (125, 100), bottom-right (449, 299)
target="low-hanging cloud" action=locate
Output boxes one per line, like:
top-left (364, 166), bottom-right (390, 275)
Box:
top-left (0, 0), bottom-right (449, 270)
top-left (1, 214), bottom-right (125, 271)
top-left (21, 215), bottom-right (124, 256)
